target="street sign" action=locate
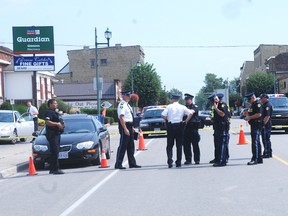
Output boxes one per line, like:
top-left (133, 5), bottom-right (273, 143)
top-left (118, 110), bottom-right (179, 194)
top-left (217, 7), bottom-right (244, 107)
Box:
top-left (14, 56), bottom-right (55, 71)
top-left (12, 26), bottom-right (54, 54)
top-left (101, 101), bottom-right (112, 108)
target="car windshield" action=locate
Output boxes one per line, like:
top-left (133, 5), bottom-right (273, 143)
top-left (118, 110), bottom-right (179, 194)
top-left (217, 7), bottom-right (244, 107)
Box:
top-left (40, 119), bottom-right (96, 134)
top-left (0, 113), bottom-right (14, 122)
top-left (269, 98), bottom-right (288, 108)
top-left (143, 109), bottom-right (163, 119)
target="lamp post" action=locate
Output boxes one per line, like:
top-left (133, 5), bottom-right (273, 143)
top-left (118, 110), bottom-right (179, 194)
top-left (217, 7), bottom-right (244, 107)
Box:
top-left (131, 61), bottom-right (141, 94)
top-left (95, 27), bottom-right (112, 118)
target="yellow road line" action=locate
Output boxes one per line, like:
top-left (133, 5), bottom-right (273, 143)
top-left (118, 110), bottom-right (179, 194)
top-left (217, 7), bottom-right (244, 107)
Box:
top-left (272, 154), bottom-right (288, 166)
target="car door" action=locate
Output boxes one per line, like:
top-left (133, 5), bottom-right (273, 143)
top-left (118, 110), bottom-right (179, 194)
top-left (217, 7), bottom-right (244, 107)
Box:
top-left (94, 118), bottom-right (109, 150)
top-left (15, 112), bottom-right (34, 137)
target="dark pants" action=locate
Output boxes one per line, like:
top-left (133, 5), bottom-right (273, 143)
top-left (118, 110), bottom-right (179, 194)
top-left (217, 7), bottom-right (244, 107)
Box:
top-left (213, 129), bottom-right (229, 164)
top-left (251, 125), bottom-right (262, 161)
top-left (115, 123), bottom-right (137, 167)
top-left (33, 117), bottom-right (38, 132)
top-left (46, 132), bottom-right (60, 172)
top-left (261, 122), bottom-right (272, 157)
top-left (183, 127), bottom-right (200, 163)
top-left (166, 123), bottom-right (185, 166)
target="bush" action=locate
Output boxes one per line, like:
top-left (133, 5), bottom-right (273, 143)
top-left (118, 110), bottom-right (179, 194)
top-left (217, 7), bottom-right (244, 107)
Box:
top-left (13, 104), bottom-right (28, 114)
top-left (0, 102), bottom-right (12, 110)
top-left (104, 116), bottom-right (114, 124)
top-left (39, 99), bottom-right (70, 119)
top-left (81, 108), bottom-right (119, 122)
top-left (38, 118), bottom-right (45, 126)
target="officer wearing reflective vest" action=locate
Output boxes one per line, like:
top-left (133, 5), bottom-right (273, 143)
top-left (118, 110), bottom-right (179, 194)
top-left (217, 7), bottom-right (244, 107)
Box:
top-left (244, 93), bottom-right (263, 165)
top-left (259, 93), bottom-right (273, 158)
top-left (115, 90), bottom-right (141, 169)
top-left (183, 93), bottom-right (201, 165)
top-left (208, 94), bottom-right (230, 167)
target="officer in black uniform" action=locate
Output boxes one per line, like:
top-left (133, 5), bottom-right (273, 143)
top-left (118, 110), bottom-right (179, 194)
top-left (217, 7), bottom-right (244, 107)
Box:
top-left (259, 93), bottom-right (273, 158)
top-left (183, 93), bottom-right (201, 165)
top-left (208, 94), bottom-right (230, 167)
top-left (45, 99), bottom-right (65, 175)
top-left (244, 93), bottom-right (263, 165)
top-left (115, 90), bottom-right (141, 169)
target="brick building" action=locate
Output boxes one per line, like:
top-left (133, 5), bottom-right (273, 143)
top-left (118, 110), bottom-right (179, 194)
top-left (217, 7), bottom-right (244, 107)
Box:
top-left (54, 44), bottom-right (145, 108)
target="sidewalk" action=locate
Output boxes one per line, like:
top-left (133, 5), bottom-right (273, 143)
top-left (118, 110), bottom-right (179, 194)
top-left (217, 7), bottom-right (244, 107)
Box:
top-left (0, 141), bottom-right (32, 179)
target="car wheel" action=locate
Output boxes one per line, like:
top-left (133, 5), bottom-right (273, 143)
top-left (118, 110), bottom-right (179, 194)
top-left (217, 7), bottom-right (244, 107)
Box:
top-left (10, 130), bottom-right (18, 144)
top-left (91, 144), bottom-right (101, 166)
top-left (34, 161), bottom-right (45, 170)
top-left (20, 138), bottom-right (27, 142)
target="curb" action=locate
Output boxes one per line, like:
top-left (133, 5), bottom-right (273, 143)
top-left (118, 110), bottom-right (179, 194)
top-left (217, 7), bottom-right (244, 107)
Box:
top-left (0, 161), bottom-right (29, 179)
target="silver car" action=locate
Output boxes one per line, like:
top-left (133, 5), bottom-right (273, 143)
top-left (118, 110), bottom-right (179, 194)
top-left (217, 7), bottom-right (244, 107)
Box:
top-left (0, 110), bottom-right (34, 144)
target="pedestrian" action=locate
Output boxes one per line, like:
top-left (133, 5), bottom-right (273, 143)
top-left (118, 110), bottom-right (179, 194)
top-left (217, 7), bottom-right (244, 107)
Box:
top-left (244, 93), bottom-right (263, 165)
top-left (161, 93), bottom-right (194, 168)
top-left (115, 90), bottom-right (141, 169)
top-left (45, 99), bottom-right (65, 174)
top-left (183, 93), bottom-right (201, 165)
top-left (259, 93), bottom-right (273, 158)
top-left (27, 101), bottom-right (39, 142)
top-left (208, 93), bottom-right (230, 167)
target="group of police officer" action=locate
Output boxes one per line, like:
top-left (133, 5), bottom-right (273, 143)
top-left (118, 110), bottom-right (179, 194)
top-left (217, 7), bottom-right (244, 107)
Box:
top-left (115, 90), bottom-right (273, 169)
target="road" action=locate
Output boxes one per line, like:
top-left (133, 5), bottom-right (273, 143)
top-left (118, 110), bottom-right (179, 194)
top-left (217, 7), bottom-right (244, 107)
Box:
top-left (0, 119), bottom-right (288, 216)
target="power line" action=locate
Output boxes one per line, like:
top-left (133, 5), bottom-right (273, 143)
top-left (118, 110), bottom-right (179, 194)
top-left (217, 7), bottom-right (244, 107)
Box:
top-left (0, 41), bottom-right (257, 49)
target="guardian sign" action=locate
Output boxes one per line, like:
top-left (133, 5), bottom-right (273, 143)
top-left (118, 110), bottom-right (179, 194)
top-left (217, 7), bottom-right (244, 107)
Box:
top-left (13, 26), bottom-right (54, 54)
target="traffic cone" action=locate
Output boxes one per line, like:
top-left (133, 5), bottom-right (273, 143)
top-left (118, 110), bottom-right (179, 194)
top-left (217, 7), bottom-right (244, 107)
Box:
top-left (27, 156), bottom-right (38, 175)
top-left (137, 130), bottom-right (147, 151)
top-left (99, 149), bottom-right (110, 168)
top-left (102, 108), bottom-right (106, 117)
top-left (237, 124), bottom-right (248, 145)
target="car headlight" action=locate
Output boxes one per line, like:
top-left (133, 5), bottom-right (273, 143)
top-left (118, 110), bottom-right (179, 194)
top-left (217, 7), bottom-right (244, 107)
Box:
top-left (33, 145), bottom-right (48, 152)
top-left (140, 123), bottom-right (149, 127)
top-left (0, 126), bottom-right (14, 132)
top-left (76, 141), bottom-right (94, 150)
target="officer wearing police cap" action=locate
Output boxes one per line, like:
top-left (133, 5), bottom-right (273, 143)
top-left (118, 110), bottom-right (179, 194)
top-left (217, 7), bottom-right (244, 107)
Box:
top-left (259, 93), bottom-right (273, 158)
top-left (244, 92), bottom-right (263, 165)
top-left (162, 93), bottom-right (194, 168)
top-left (208, 93), bottom-right (230, 167)
top-left (115, 90), bottom-right (141, 169)
top-left (183, 93), bottom-right (201, 165)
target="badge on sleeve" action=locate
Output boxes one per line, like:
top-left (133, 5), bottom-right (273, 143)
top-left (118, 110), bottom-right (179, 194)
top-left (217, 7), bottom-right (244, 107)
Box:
top-left (222, 104), bottom-right (225, 108)
top-left (266, 107), bottom-right (269, 110)
top-left (258, 104), bottom-right (261, 108)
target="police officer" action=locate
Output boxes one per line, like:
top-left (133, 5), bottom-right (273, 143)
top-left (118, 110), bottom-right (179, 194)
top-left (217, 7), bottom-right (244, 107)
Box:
top-left (183, 93), bottom-right (201, 165)
top-left (259, 93), bottom-right (273, 158)
top-left (161, 93), bottom-right (194, 168)
top-left (208, 94), bottom-right (230, 167)
top-left (45, 99), bottom-right (65, 175)
top-left (115, 90), bottom-right (141, 169)
top-left (244, 93), bottom-right (263, 165)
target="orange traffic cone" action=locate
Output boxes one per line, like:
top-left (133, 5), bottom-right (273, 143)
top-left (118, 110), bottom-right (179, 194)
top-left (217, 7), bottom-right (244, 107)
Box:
top-left (27, 156), bottom-right (38, 175)
top-left (237, 124), bottom-right (248, 145)
top-left (102, 108), bottom-right (106, 117)
top-left (137, 130), bottom-right (147, 151)
top-left (99, 149), bottom-right (110, 168)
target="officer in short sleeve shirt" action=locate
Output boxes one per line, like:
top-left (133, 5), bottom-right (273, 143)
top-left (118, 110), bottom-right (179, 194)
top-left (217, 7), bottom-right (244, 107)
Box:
top-left (260, 93), bottom-right (273, 158)
top-left (244, 93), bottom-right (263, 165)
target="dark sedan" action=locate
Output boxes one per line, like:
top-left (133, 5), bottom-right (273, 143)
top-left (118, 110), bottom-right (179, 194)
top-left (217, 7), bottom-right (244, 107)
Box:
top-left (32, 114), bottom-right (111, 169)
top-left (139, 108), bottom-right (167, 138)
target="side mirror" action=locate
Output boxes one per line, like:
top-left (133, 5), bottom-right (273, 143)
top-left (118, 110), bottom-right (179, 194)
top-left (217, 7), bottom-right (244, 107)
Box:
top-left (32, 131), bottom-right (39, 137)
top-left (99, 126), bottom-right (107, 133)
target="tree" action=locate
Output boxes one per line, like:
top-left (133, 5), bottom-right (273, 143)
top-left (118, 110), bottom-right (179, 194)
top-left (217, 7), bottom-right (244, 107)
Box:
top-left (202, 73), bottom-right (225, 93)
top-left (123, 63), bottom-right (162, 108)
top-left (246, 72), bottom-right (274, 96)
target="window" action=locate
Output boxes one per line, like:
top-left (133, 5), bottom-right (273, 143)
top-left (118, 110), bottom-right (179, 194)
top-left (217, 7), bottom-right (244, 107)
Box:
top-left (100, 59), bottom-right (107, 66)
top-left (90, 59), bottom-right (96, 68)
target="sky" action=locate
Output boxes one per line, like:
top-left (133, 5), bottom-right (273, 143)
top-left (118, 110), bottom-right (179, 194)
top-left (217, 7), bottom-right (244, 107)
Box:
top-left (1, 0), bottom-right (288, 96)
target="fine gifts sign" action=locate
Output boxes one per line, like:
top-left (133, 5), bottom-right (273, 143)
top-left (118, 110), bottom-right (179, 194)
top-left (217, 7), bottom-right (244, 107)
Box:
top-left (14, 56), bottom-right (55, 71)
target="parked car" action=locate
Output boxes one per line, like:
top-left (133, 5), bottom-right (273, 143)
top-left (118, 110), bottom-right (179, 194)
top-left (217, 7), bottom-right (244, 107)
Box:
top-left (240, 108), bottom-right (249, 119)
top-left (32, 114), bottom-right (111, 169)
top-left (198, 110), bottom-right (213, 127)
top-left (0, 110), bottom-right (34, 144)
top-left (139, 108), bottom-right (167, 138)
top-left (268, 94), bottom-right (288, 132)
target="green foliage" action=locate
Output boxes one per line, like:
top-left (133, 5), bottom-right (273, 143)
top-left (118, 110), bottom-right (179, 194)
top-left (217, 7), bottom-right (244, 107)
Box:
top-left (104, 116), bottom-right (114, 124)
top-left (158, 89), bottom-right (170, 105)
top-left (124, 63), bottom-right (162, 107)
top-left (167, 88), bottom-right (184, 104)
top-left (202, 73), bottom-right (225, 93)
top-left (38, 118), bottom-right (45, 126)
top-left (246, 72), bottom-right (274, 96)
top-left (195, 90), bottom-right (208, 110)
top-left (13, 104), bottom-right (28, 114)
top-left (0, 102), bottom-right (12, 110)
top-left (38, 103), bottom-right (48, 119)
top-left (229, 93), bottom-right (243, 109)
top-left (80, 108), bottom-right (119, 122)
top-left (38, 99), bottom-right (70, 119)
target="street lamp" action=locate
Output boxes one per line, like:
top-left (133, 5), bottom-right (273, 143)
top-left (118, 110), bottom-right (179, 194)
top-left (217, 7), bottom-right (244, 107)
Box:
top-left (95, 27), bottom-right (112, 118)
top-left (131, 61), bottom-right (141, 94)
